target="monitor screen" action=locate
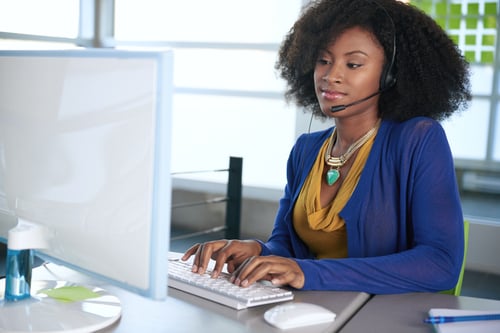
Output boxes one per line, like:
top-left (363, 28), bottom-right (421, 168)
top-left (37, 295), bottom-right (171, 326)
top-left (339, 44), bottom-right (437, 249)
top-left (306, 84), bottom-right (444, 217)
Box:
top-left (0, 49), bottom-right (173, 300)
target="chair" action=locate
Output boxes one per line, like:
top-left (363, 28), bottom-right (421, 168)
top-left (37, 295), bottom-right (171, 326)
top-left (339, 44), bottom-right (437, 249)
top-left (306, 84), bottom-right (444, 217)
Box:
top-left (441, 220), bottom-right (470, 296)
top-left (170, 156), bottom-right (243, 243)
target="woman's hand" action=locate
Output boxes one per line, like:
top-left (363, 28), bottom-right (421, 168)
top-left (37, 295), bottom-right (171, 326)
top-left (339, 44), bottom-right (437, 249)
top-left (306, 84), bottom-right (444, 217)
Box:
top-left (230, 255), bottom-right (305, 289)
top-left (182, 239), bottom-right (261, 278)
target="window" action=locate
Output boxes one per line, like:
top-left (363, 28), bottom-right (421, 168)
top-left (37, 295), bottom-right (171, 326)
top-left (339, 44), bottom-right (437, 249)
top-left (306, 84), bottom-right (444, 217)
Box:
top-left (0, 0), bottom-right (305, 190)
top-left (112, 0), bottom-right (305, 189)
top-left (0, 0), bottom-right (79, 38)
top-left (414, 0), bottom-right (499, 168)
top-left (1, 0), bottom-right (499, 192)
top-left (414, 0), bottom-right (497, 63)
top-left (114, 0), bottom-right (299, 44)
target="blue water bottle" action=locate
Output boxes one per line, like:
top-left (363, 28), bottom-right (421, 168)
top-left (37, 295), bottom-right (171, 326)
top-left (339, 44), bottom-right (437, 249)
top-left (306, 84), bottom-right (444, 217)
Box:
top-left (5, 248), bottom-right (34, 301)
top-left (3, 219), bottom-right (48, 302)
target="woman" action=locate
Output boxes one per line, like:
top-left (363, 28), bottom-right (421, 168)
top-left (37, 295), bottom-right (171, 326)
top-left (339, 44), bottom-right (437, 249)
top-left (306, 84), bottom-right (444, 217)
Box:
top-left (182, 0), bottom-right (471, 294)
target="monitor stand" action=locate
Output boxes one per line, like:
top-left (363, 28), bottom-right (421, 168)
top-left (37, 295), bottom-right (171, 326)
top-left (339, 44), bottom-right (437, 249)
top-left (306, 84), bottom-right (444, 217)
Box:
top-left (0, 279), bottom-right (121, 332)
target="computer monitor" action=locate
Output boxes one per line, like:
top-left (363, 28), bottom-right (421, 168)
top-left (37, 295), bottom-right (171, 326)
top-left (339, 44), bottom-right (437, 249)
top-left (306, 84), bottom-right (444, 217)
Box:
top-left (0, 49), bottom-right (173, 331)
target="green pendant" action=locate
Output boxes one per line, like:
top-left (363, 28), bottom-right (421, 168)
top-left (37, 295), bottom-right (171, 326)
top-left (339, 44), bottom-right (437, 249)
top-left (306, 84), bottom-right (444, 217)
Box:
top-left (326, 168), bottom-right (340, 186)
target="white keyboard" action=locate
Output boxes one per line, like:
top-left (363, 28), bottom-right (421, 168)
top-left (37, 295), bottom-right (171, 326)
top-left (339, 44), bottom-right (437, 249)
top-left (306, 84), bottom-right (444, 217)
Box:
top-left (168, 259), bottom-right (294, 310)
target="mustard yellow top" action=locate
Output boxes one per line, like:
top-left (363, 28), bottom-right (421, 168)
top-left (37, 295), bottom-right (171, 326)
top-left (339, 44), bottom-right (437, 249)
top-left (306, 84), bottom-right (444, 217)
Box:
top-left (292, 130), bottom-right (377, 259)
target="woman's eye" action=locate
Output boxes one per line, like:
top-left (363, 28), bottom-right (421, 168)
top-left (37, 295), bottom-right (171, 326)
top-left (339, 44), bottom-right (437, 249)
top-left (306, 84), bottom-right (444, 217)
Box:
top-left (317, 58), bottom-right (330, 65)
top-left (347, 63), bottom-right (362, 69)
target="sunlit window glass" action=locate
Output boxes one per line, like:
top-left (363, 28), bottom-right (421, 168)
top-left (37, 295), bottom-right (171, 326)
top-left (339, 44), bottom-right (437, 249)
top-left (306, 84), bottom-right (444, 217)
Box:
top-left (413, 0), bottom-right (497, 64)
top-left (414, 0), bottom-right (498, 165)
top-left (494, 105), bottom-right (500, 161)
top-left (442, 99), bottom-right (490, 160)
top-left (114, 0), bottom-right (302, 43)
top-left (0, 0), bottom-right (79, 38)
top-left (172, 49), bottom-right (284, 92)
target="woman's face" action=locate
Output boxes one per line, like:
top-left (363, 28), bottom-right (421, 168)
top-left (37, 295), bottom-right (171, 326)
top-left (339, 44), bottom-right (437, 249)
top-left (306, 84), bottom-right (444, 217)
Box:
top-left (314, 26), bottom-right (385, 118)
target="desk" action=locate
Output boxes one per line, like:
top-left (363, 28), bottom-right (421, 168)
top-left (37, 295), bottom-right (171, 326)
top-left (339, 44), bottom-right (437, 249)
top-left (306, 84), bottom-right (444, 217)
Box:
top-left (7, 264), bottom-right (500, 332)
top-left (97, 287), bottom-right (369, 333)
top-left (15, 263), bottom-right (370, 333)
top-left (339, 292), bottom-right (500, 333)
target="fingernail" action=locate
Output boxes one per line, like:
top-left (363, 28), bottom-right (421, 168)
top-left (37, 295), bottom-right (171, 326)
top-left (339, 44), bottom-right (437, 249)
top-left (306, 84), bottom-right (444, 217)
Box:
top-left (241, 280), bottom-right (249, 287)
top-left (191, 265), bottom-right (198, 273)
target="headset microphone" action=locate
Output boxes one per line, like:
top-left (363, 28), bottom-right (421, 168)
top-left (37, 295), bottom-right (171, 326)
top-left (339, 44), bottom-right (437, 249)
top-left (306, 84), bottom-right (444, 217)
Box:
top-left (330, 90), bottom-right (381, 113)
top-left (330, 1), bottom-right (397, 114)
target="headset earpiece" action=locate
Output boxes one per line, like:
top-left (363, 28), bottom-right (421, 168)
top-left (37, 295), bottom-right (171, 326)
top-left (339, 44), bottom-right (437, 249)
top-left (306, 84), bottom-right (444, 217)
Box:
top-left (380, 59), bottom-right (396, 91)
top-left (373, 0), bottom-right (397, 92)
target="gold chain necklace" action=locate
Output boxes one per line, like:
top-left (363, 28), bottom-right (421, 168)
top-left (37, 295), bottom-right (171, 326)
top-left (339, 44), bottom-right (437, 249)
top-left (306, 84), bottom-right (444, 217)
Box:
top-left (324, 120), bottom-right (380, 186)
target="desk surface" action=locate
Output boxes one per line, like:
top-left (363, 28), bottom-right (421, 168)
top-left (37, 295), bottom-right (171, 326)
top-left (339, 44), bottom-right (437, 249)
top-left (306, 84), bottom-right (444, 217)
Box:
top-left (23, 263), bottom-right (370, 333)
top-left (4, 263), bottom-right (500, 332)
top-left (339, 292), bottom-right (500, 333)
top-left (99, 286), bottom-right (370, 333)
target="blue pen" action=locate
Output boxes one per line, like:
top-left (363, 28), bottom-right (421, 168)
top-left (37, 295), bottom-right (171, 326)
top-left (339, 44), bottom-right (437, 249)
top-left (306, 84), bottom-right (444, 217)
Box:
top-left (424, 314), bottom-right (500, 324)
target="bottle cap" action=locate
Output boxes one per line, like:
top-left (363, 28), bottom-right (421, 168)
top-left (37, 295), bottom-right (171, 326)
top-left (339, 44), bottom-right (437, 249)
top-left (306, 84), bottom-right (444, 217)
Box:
top-left (7, 218), bottom-right (49, 250)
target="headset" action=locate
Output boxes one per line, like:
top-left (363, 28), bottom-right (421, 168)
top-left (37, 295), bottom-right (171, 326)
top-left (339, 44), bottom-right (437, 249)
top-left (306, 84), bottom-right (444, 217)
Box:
top-left (330, 0), bottom-right (397, 113)
top-left (375, 0), bottom-right (397, 91)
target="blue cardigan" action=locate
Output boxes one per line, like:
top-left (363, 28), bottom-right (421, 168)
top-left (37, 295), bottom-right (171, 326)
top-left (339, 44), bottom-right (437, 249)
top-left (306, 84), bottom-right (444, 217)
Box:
top-left (259, 117), bottom-right (464, 294)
